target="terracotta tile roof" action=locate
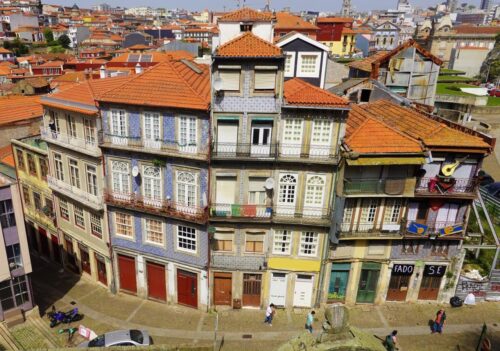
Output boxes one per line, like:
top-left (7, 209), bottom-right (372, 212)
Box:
top-left (216, 32), bottom-right (282, 58)
top-left (347, 51), bottom-right (390, 72)
top-left (358, 100), bottom-right (491, 150)
top-left (454, 25), bottom-right (500, 35)
top-left (0, 95), bottom-right (42, 126)
top-left (0, 66), bottom-right (10, 75)
top-left (218, 7), bottom-right (274, 22)
top-left (97, 59), bottom-right (210, 111)
top-left (316, 17), bottom-right (353, 24)
top-left (108, 51), bottom-right (181, 63)
top-left (128, 44), bottom-right (150, 50)
top-left (0, 145), bottom-right (14, 167)
top-left (0, 48), bottom-right (13, 54)
top-left (275, 12), bottom-right (318, 30)
top-left (36, 60), bottom-right (64, 68)
top-left (284, 78), bottom-right (349, 108)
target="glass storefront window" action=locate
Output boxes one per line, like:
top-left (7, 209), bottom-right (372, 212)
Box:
top-left (0, 280), bottom-right (15, 311)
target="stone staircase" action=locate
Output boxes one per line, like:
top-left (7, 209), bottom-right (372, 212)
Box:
top-left (0, 322), bottom-right (21, 351)
top-left (27, 315), bottom-right (61, 348)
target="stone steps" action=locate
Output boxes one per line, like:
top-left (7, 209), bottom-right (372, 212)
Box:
top-left (0, 323), bottom-right (21, 351)
top-left (28, 316), bottom-right (60, 348)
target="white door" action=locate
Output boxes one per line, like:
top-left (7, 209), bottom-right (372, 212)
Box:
top-left (310, 119), bottom-right (333, 157)
top-left (179, 116), bottom-right (197, 154)
top-left (176, 171), bottom-right (197, 214)
top-left (142, 166), bottom-right (162, 208)
top-left (217, 122), bottom-right (238, 155)
top-left (293, 275), bottom-right (313, 307)
top-left (111, 110), bottom-right (128, 145)
top-left (303, 175), bottom-right (326, 217)
top-left (436, 203), bottom-right (459, 230)
top-left (419, 162), bottom-right (441, 187)
top-left (143, 112), bottom-right (161, 149)
top-left (277, 173), bottom-right (298, 215)
top-left (250, 124), bottom-right (272, 157)
top-left (215, 177), bottom-right (236, 215)
top-left (269, 273), bottom-right (287, 307)
top-left (281, 119), bottom-right (303, 156)
top-left (111, 161), bottom-right (130, 200)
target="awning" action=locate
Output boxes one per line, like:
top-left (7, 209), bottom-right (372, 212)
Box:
top-left (347, 157), bottom-right (425, 166)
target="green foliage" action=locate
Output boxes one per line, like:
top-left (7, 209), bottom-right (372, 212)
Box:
top-left (3, 38), bottom-right (29, 56)
top-left (43, 27), bottom-right (54, 43)
top-left (57, 34), bottom-right (71, 49)
top-left (49, 45), bottom-right (65, 53)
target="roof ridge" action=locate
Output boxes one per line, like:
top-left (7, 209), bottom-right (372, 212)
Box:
top-left (168, 59), bottom-right (209, 107)
top-left (216, 31), bottom-right (281, 56)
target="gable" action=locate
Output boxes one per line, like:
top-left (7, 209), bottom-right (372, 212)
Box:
top-left (280, 38), bottom-right (325, 53)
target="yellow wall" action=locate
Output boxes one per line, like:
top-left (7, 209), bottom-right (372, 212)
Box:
top-left (321, 35), bottom-right (356, 56)
top-left (268, 257), bottom-right (321, 272)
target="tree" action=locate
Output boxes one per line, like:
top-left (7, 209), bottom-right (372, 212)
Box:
top-left (43, 28), bottom-right (54, 43)
top-left (5, 38), bottom-right (29, 56)
top-left (57, 34), bottom-right (71, 49)
top-left (468, 4), bottom-right (476, 10)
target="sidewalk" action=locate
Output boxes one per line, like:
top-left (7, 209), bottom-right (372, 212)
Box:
top-left (28, 258), bottom-right (500, 350)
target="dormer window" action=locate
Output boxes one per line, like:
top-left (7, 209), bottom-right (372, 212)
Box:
top-left (240, 24), bottom-right (253, 32)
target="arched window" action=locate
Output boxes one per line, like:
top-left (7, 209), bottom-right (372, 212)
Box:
top-left (111, 161), bottom-right (130, 194)
top-left (177, 171), bottom-right (196, 206)
top-left (278, 174), bottom-right (297, 204)
top-left (305, 175), bottom-right (326, 207)
top-left (143, 166), bottom-right (161, 201)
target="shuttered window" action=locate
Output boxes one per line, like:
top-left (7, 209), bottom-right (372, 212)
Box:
top-left (254, 70), bottom-right (276, 90)
top-left (219, 70), bottom-right (240, 91)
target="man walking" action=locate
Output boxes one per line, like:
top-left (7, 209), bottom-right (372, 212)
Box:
top-left (264, 303), bottom-right (275, 326)
top-left (432, 309), bottom-right (446, 334)
top-left (305, 310), bottom-right (315, 333)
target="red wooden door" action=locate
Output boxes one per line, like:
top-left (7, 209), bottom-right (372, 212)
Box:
top-left (242, 273), bottom-right (262, 307)
top-left (386, 275), bottom-right (410, 301)
top-left (51, 235), bottom-right (61, 264)
top-left (177, 269), bottom-right (197, 308)
top-left (80, 246), bottom-right (91, 275)
top-left (214, 273), bottom-right (232, 305)
top-left (118, 254), bottom-right (137, 294)
top-left (418, 276), bottom-right (441, 300)
top-left (147, 262), bottom-right (166, 302)
top-left (95, 254), bottom-right (107, 285)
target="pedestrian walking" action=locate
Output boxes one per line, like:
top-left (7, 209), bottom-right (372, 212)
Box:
top-left (264, 303), bottom-right (275, 326)
top-left (385, 330), bottom-right (398, 351)
top-left (305, 310), bottom-right (315, 333)
top-left (432, 309), bottom-right (446, 334)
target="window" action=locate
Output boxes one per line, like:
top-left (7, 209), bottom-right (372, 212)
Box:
top-left (360, 199), bottom-right (378, 223)
top-left (22, 185), bottom-right (30, 206)
top-left (44, 197), bottom-right (53, 217)
top-left (384, 199), bottom-right (402, 224)
top-left (6, 244), bottom-right (22, 270)
top-left (177, 225), bottom-right (196, 253)
top-left (304, 175), bottom-right (326, 207)
top-left (240, 24), bottom-right (252, 32)
top-left (179, 116), bottom-right (197, 150)
top-left (12, 276), bottom-right (29, 306)
top-left (115, 212), bottom-right (133, 237)
top-left (282, 119), bottom-right (303, 144)
top-left (254, 70), bottom-right (276, 91)
top-left (69, 159), bottom-right (80, 188)
top-left (311, 120), bottom-right (332, 146)
top-left (273, 230), bottom-right (291, 255)
top-left (40, 158), bottom-right (48, 180)
top-left (66, 114), bottom-right (77, 138)
top-left (84, 118), bottom-right (96, 144)
top-left (219, 70), bottom-right (240, 91)
top-left (401, 239), bottom-right (419, 254)
top-left (143, 166), bottom-right (161, 202)
top-left (341, 198), bottom-right (356, 230)
top-left (27, 154), bottom-right (37, 176)
top-left (299, 231), bottom-right (318, 256)
top-left (59, 199), bottom-right (69, 220)
top-left (431, 241), bottom-right (450, 256)
top-left (111, 161), bottom-right (130, 195)
top-left (143, 112), bottom-right (161, 142)
top-left (248, 177), bottom-right (267, 205)
top-left (245, 234), bottom-right (264, 253)
top-left (16, 149), bottom-right (25, 171)
top-left (176, 171), bottom-right (196, 206)
top-left (110, 110), bottom-right (127, 136)
top-left (278, 174), bottom-right (297, 204)
top-left (33, 192), bottom-right (42, 211)
top-left (0, 280), bottom-right (15, 311)
top-left (54, 153), bottom-right (64, 181)
top-left (145, 218), bottom-right (163, 245)
top-left (74, 205), bottom-right (85, 228)
top-left (86, 165), bottom-right (98, 196)
top-left (214, 233), bottom-right (232, 252)
top-left (284, 53), bottom-right (296, 77)
top-left (298, 53), bottom-right (320, 77)
top-left (90, 213), bottom-right (102, 238)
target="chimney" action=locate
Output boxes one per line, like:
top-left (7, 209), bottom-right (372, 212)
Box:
top-left (99, 65), bottom-right (106, 79)
top-left (135, 63), bottom-right (143, 74)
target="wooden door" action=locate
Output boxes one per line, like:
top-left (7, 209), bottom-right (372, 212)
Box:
top-left (214, 272), bottom-right (232, 306)
top-left (177, 269), bottom-right (197, 308)
top-left (147, 262), bottom-right (166, 302)
top-left (80, 246), bottom-right (91, 275)
top-left (118, 254), bottom-right (137, 294)
top-left (418, 276), bottom-right (441, 300)
top-left (356, 268), bottom-right (380, 303)
top-left (386, 275), bottom-right (410, 301)
top-left (51, 235), bottom-right (61, 264)
top-left (64, 237), bottom-right (78, 272)
top-left (95, 254), bottom-right (107, 285)
top-left (242, 273), bottom-right (261, 307)
top-left (39, 227), bottom-right (50, 257)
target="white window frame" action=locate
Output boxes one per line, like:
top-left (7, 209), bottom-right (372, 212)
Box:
top-left (176, 225), bottom-right (197, 253)
top-left (278, 173), bottom-right (298, 206)
top-left (304, 174), bottom-right (326, 208)
top-left (68, 158), bottom-right (80, 189)
top-left (299, 231), bottom-right (319, 257)
top-left (144, 218), bottom-right (164, 246)
top-left (111, 160), bottom-right (130, 196)
top-left (178, 116), bottom-right (197, 153)
top-left (272, 229), bottom-right (292, 255)
top-left (142, 165), bottom-right (162, 205)
top-left (297, 52), bottom-right (321, 78)
top-left (74, 205), bottom-right (85, 229)
top-left (59, 198), bottom-right (70, 221)
top-left (86, 164), bottom-right (98, 196)
top-left (176, 171), bottom-right (197, 207)
top-left (90, 213), bottom-right (102, 237)
top-left (66, 114), bottom-right (77, 138)
top-left (284, 52), bottom-right (296, 77)
top-left (143, 112), bottom-right (161, 148)
top-left (115, 212), bottom-right (133, 238)
top-left (110, 109), bottom-right (127, 144)
top-left (83, 118), bottom-right (96, 145)
top-left (54, 153), bottom-right (64, 181)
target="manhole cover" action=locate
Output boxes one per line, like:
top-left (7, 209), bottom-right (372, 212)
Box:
top-left (242, 334), bottom-right (253, 339)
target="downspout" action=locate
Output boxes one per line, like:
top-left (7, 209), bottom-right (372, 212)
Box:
top-left (206, 58), bottom-right (215, 312)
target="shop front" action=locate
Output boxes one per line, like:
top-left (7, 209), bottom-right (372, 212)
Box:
top-left (418, 264), bottom-right (446, 300)
top-left (386, 263), bottom-right (414, 301)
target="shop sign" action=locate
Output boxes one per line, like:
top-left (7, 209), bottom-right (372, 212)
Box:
top-left (392, 264), bottom-right (414, 275)
top-left (423, 265), bottom-right (446, 277)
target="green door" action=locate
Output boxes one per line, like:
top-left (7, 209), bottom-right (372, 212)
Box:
top-left (328, 263), bottom-right (350, 302)
top-left (356, 263), bottom-right (381, 303)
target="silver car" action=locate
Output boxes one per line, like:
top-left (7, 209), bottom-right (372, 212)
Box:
top-left (78, 330), bottom-right (151, 348)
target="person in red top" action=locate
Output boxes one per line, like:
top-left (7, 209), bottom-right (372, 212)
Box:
top-left (432, 309), bottom-right (446, 334)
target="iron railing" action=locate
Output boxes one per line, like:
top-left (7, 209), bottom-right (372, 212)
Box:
top-left (40, 126), bottom-right (101, 155)
top-left (343, 178), bottom-right (408, 195)
top-left (339, 221), bottom-right (402, 235)
top-left (415, 177), bottom-right (478, 195)
top-left (401, 219), bottom-right (465, 236)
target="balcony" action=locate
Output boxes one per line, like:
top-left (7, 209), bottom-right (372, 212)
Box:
top-left (343, 177), bottom-right (415, 197)
top-left (415, 177), bottom-right (478, 198)
top-left (401, 220), bottom-right (465, 238)
top-left (47, 176), bottom-right (103, 211)
top-left (338, 221), bottom-right (402, 239)
top-left (211, 142), bottom-right (339, 164)
top-left (101, 134), bottom-right (208, 161)
top-left (210, 203), bottom-right (331, 226)
top-left (24, 206), bottom-right (56, 230)
top-left (104, 190), bottom-right (208, 224)
top-left (40, 126), bottom-right (101, 157)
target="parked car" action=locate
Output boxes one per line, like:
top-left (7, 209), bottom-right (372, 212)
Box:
top-left (488, 88), bottom-right (500, 97)
top-left (78, 330), bottom-right (151, 348)
top-left (485, 182), bottom-right (500, 199)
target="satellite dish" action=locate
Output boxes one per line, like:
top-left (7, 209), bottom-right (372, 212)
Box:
top-left (213, 77), bottom-right (222, 91)
top-left (132, 166), bottom-right (139, 177)
top-left (264, 178), bottom-right (275, 190)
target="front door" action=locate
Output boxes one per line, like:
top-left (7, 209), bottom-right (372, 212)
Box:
top-left (250, 123), bottom-right (272, 157)
top-left (214, 272), bottom-right (232, 306)
top-left (51, 235), bottom-right (61, 264)
top-left (39, 228), bottom-right (50, 257)
top-left (147, 261), bottom-right (166, 302)
top-left (356, 264), bottom-right (381, 303)
top-left (95, 254), bottom-right (107, 285)
top-left (293, 275), bottom-right (314, 307)
top-left (242, 273), bottom-right (261, 307)
top-left (80, 246), bottom-right (91, 275)
top-left (386, 275), bottom-right (411, 301)
top-left (177, 269), bottom-right (198, 308)
top-left (269, 272), bottom-right (287, 307)
top-left (118, 254), bottom-right (137, 294)
top-left (328, 267), bottom-right (350, 302)
top-left (418, 276), bottom-right (442, 300)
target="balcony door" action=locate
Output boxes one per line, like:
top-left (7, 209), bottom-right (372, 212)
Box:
top-left (435, 203), bottom-right (459, 231)
top-left (303, 175), bottom-right (326, 217)
top-left (216, 121), bottom-right (238, 155)
top-left (277, 173), bottom-right (298, 215)
top-left (110, 110), bottom-right (128, 145)
top-left (358, 199), bottom-right (378, 232)
top-left (143, 112), bottom-right (161, 149)
top-left (111, 161), bottom-right (130, 200)
top-left (142, 166), bottom-right (162, 208)
top-left (281, 119), bottom-right (303, 156)
top-left (214, 176), bottom-right (236, 216)
top-left (250, 122), bottom-right (272, 157)
top-left (176, 171), bottom-right (197, 215)
top-left (310, 119), bottom-right (332, 157)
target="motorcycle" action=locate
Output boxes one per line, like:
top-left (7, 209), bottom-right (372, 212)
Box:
top-left (48, 306), bottom-right (83, 328)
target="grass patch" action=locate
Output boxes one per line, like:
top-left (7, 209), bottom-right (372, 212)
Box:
top-left (437, 75), bottom-right (476, 83)
top-left (10, 325), bottom-right (50, 350)
top-left (487, 96), bottom-right (500, 106)
top-left (436, 82), bottom-right (479, 96)
top-left (440, 68), bottom-right (466, 75)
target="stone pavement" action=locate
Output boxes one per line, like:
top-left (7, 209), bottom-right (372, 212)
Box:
top-left (27, 258), bottom-right (500, 350)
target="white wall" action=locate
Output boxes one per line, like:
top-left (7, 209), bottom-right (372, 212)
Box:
top-left (218, 22), bottom-right (274, 46)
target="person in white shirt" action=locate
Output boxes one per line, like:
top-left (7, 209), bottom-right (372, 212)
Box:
top-left (264, 303), bottom-right (275, 326)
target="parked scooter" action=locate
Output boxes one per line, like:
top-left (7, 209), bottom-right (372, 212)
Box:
top-left (48, 306), bottom-right (83, 328)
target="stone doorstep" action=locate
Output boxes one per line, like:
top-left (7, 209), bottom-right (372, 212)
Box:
top-left (3, 308), bottom-right (24, 329)
top-left (0, 322), bottom-right (20, 351)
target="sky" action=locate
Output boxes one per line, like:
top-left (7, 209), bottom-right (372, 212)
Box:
top-left (60, 0), bottom-right (482, 12)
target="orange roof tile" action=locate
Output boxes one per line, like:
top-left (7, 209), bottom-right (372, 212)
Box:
top-left (0, 95), bottom-right (42, 126)
top-left (216, 32), bottom-right (282, 58)
top-left (284, 78), bottom-right (349, 108)
top-left (0, 48), bottom-right (13, 54)
top-left (218, 7), bottom-right (274, 22)
top-left (347, 51), bottom-right (390, 72)
top-left (0, 145), bottom-right (14, 167)
top-left (97, 59), bottom-right (210, 111)
top-left (316, 17), bottom-right (353, 24)
top-left (275, 12), bottom-right (318, 30)
top-left (454, 25), bottom-right (500, 35)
